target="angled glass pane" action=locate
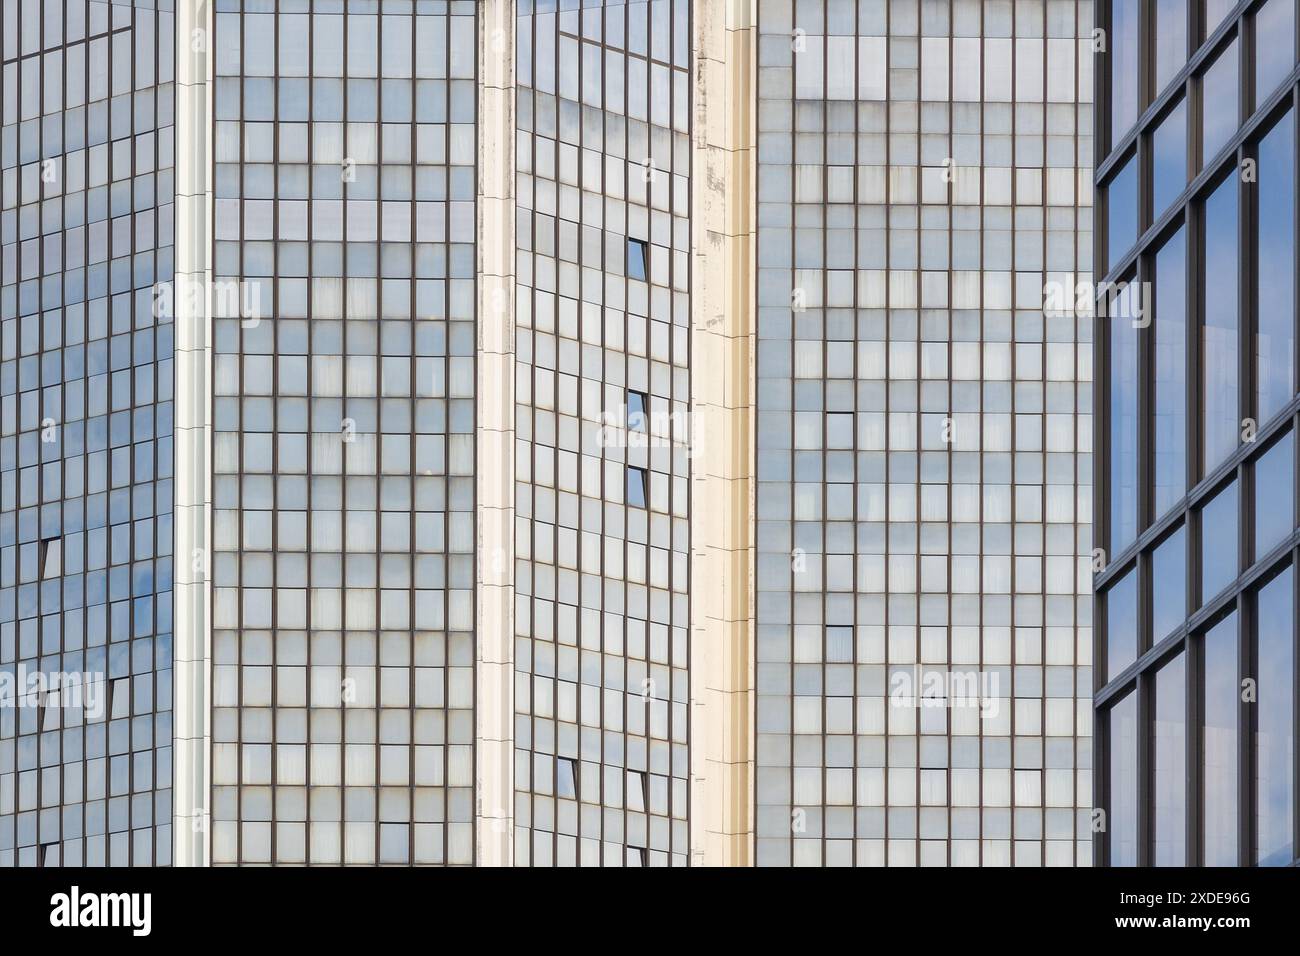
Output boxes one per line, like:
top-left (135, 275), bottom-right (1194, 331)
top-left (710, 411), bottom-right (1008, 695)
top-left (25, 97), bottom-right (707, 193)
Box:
top-left (626, 466), bottom-right (648, 508)
top-left (626, 237), bottom-right (648, 281)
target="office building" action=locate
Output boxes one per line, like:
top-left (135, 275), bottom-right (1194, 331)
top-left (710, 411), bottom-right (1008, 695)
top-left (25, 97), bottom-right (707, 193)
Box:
top-left (2, 0), bottom-right (1095, 868)
top-left (1097, 0), bottom-right (1298, 867)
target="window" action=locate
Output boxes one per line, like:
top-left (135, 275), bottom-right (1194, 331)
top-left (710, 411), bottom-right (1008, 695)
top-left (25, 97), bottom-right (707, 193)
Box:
top-left (626, 237), bottom-right (648, 281)
top-left (1256, 566), bottom-right (1294, 864)
top-left (1152, 525), bottom-right (1187, 643)
top-left (40, 537), bottom-right (62, 579)
top-left (1201, 39), bottom-right (1239, 165)
top-left (1154, 0), bottom-right (1188, 95)
top-left (40, 692), bottom-right (59, 731)
top-left (1110, 280), bottom-right (1140, 551)
top-left (110, 678), bottom-right (130, 720)
top-left (1105, 566), bottom-right (1138, 682)
top-left (626, 466), bottom-right (648, 509)
top-left (1202, 176), bottom-right (1239, 472)
top-left (1111, 0), bottom-right (1141, 145)
top-left (1255, 0), bottom-right (1296, 102)
top-left (1257, 111), bottom-right (1295, 422)
top-left (1108, 691), bottom-right (1138, 866)
top-left (1105, 156), bottom-right (1139, 272)
top-left (1199, 480), bottom-right (1239, 605)
top-left (557, 757), bottom-right (577, 800)
top-left (1153, 653), bottom-right (1186, 865)
top-left (627, 770), bottom-right (647, 812)
top-left (1206, 0), bottom-right (1236, 36)
top-left (627, 390), bottom-right (648, 432)
top-left (1202, 612), bottom-right (1239, 865)
top-left (1151, 101), bottom-right (1187, 219)
top-left (1154, 227), bottom-right (1187, 517)
top-left (1254, 431), bottom-right (1294, 560)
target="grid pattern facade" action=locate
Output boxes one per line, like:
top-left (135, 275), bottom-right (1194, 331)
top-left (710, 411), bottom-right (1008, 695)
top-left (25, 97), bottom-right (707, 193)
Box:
top-left (754, 0), bottom-right (1095, 866)
top-left (207, 0), bottom-right (477, 866)
top-left (512, 0), bottom-right (691, 867)
top-left (1097, 0), bottom-right (1299, 867)
top-left (0, 0), bottom-right (176, 867)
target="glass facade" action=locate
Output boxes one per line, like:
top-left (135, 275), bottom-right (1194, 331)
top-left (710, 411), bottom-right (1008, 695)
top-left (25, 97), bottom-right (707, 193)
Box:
top-left (0, 0), bottom-right (175, 867)
top-left (0, 0), bottom-right (1119, 871)
top-left (207, 0), bottom-right (478, 866)
top-left (754, 0), bottom-right (1094, 866)
top-left (1097, 0), bottom-right (1300, 866)
top-left (512, 0), bottom-right (692, 868)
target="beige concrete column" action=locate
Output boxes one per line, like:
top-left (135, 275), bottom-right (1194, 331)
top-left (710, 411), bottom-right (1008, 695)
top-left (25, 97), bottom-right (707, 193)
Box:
top-left (689, 0), bottom-right (757, 867)
top-left (173, 0), bottom-right (214, 867)
top-left (475, 0), bottom-right (517, 867)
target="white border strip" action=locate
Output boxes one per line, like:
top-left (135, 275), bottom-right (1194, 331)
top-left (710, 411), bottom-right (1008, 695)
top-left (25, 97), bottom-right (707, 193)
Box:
top-left (475, 0), bottom-right (517, 867)
top-left (172, 0), bottom-right (214, 867)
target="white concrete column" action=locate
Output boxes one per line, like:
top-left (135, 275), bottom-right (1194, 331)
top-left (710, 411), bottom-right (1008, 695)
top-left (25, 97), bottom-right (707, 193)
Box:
top-left (689, 0), bottom-right (758, 867)
top-left (475, 0), bottom-right (517, 867)
top-left (173, 0), bottom-right (215, 867)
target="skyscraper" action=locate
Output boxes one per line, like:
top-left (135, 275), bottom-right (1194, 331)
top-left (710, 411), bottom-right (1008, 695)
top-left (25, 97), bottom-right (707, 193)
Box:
top-left (1, 0), bottom-right (176, 868)
top-left (1097, 0), bottom-right (1298, 868)
top-left (753, 0), bottom-right (1094, 867)
top-left (2, 0), bottom-right (1097, 869)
